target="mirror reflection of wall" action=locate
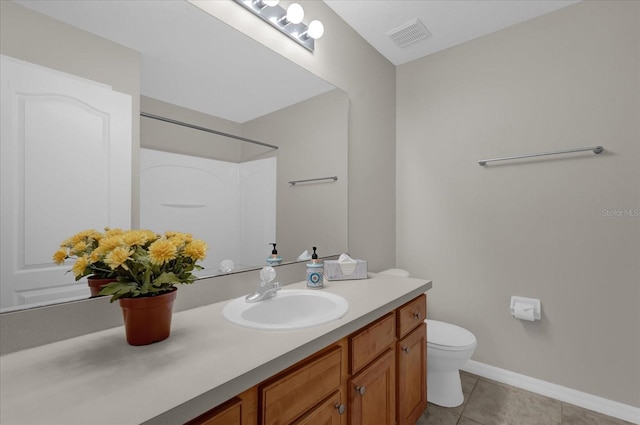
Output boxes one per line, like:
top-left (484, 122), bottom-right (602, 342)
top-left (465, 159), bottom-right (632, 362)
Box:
top-left (0, 1), bottom-right (349, 312)
top-left (141, 90), bottom-right (349, 271)
top-left (244, 89), bottom-right (349, 260)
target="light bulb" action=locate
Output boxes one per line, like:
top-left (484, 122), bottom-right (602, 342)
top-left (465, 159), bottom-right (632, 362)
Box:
top-left (286, 3), bottom-right (304, 24)
top-left (307, 20), bottom-right (324, 39)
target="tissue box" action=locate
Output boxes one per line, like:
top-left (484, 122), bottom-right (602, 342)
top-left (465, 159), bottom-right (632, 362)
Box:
top-left (324, 259), bottom-right (368, 281)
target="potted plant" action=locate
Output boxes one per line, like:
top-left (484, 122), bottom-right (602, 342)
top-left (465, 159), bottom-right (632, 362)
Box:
top-left (54, 229), bottom-right (207, 345)
top-left (53, 228), bottom-right (122, 296)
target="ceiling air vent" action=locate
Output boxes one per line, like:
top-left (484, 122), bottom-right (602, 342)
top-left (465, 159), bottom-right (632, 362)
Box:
top-left (386, 18), bottom-right (431, 48)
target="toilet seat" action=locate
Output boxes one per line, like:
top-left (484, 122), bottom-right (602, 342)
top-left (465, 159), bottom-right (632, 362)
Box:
top-left (426, 319), bottom-right (476, 352)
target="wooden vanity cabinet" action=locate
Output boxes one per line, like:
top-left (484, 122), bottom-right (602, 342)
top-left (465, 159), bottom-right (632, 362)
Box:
top-left (259, 340), bottom-right (347, 425)
top-left (184, 398), bottom-right (240, 425)
top-left (348, 348), bottom-right (396, 425)
top-left (186, 295), bottom-right (427, 425)
top-left (186, 388), bottom-right (257, 425)
top-left (293, 390), bottom-right (345, 425)
top-left (397, 322), bottom-right (427, 425)
top-left (396, 295), bottom-right (426, 338)
top-left (347, 312), bottom-right (397, 425)
top-left (349, 313), bottom-right (396, 374)
top-left (396, 295), bottom-right (427, 425)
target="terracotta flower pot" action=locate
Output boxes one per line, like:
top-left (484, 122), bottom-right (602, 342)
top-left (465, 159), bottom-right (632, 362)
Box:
top-left (119, 287), bottom-right (177, 346)
top-left (87, 277), bottom-right (118, 297)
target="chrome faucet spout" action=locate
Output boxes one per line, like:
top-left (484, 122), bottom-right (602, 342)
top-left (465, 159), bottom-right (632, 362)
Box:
top-left (245, 266), bottom-right (281, 303)
top-left (245, 281), bottom-right (280, 303)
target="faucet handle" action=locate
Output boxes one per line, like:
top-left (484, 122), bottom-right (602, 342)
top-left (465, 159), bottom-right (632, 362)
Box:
top-left (260, 266), bottom-right (276, 283)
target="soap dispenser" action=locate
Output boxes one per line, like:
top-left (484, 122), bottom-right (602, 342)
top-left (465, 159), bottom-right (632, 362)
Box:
top-left (266, 243), bottom-right (282, 266)
top-left (306, 246), bottom-right (324, 289)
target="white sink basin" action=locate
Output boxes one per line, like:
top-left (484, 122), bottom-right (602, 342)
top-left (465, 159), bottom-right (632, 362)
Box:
top-left (223, 289), bottom-right (349, 330)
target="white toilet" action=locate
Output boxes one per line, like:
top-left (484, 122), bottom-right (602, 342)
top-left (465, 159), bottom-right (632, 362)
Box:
top-left (425, 319), bottom-right (476, 407)
top-left (379, 269), bottom-right (477, 408)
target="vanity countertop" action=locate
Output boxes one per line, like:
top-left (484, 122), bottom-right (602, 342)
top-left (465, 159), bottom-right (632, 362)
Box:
top-left (0, 273), bottom-right (431, 425)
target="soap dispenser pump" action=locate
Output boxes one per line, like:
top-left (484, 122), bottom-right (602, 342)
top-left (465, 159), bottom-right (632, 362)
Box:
top-left (306, 246), bottom-right (324, 289)
top-left (266, 243), bottom-right (283, 266)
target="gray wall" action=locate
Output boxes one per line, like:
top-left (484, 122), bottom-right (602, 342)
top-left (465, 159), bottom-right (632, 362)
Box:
top-left (396, 0), bottom-right (639, 407)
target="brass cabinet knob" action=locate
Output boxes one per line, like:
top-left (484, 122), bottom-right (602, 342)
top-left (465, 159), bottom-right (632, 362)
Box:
top-left (335, 403), bottom-right (345, 415)
top-left (355, 385), bottom-right (366, 396)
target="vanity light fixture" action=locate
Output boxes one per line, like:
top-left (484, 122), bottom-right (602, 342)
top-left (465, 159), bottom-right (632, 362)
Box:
top-left (234, 0), bottom-right (324, 51)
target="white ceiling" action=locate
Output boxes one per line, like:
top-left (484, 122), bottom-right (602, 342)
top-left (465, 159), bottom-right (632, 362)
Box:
top-left (14, 1), bottom-right (581, 122)
top-left (323, 0), bottom-right (581, 65)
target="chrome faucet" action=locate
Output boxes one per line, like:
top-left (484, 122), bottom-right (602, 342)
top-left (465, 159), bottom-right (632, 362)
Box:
top-left (245, 266), bottom-right (281, 303)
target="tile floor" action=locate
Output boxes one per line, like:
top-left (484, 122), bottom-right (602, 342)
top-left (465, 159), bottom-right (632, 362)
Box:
top-left (416, 371), bottom-right (634, 425)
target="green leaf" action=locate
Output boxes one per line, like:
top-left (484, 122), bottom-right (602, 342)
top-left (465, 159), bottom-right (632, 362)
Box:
top-left (98, 281), bottom-right (139, 302)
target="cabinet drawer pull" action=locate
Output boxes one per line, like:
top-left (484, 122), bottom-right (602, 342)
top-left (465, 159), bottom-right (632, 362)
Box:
top-left (355, 385), bottom-right (366, 396)
top-left (402, 346), bottom-right (411, 354)
top-left (413, 311), bottom-right (421, 319)
top-left (335, 403), bottom-right (345, 415)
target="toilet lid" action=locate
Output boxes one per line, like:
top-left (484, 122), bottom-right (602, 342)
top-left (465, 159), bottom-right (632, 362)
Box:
top-left (426, 319), bottom-right (476, 348)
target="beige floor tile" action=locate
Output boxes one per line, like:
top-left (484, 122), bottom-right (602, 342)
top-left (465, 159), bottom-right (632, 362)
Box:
top-left (561, 403), bottom-right (635, 425)
top-left (457, 418), bottom-right (483, 425)
top-left (462, 380), bottom-right (562, 425)
top-left (461, 372), bottom-right (478, 394)
top-left (416, 371), bottom-right (628, 425)
top-left (415, 403), bottom-right (460, 425)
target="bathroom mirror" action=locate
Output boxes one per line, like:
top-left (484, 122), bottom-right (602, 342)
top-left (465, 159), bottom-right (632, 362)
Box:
top-left (0, 0), bottom-right (348, 312)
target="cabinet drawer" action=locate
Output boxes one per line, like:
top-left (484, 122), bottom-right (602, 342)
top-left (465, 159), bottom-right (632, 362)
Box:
top-left (396, 295), bottom-right (426, 338)
top-left (350, 313), bottom-right (396, 374)
top-left (260, 345), bottom-right (342, 425)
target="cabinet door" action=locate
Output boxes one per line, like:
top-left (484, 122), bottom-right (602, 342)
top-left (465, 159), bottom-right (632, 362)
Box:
top-left (348, 348), bottom-right (396, 425)
top-left (293, 391), bottom-right (345, 425)
top-left (397, 322), bottom-right (427, 425)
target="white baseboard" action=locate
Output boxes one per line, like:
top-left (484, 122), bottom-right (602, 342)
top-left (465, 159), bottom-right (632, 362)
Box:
top-left (462, 360), bottom-right (640, 425)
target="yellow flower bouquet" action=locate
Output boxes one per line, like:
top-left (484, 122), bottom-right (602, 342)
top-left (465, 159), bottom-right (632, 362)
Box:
top-left (53, 229), bottom-right (207, 302)
top-left (53, 228), bottom-right (120, 280)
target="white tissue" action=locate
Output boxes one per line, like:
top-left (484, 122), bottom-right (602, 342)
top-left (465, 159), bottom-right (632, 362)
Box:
top-left (338, 253), bottom-right (357, 275)
top-left (510, 296), bottom-right (541, 321)
top-left (297, 250), bottom-right (311, 261)
top-left (512, 302), bottom-right (535, 321)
